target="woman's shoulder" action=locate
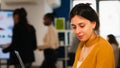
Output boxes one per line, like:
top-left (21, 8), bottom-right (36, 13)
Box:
top-left (96, 36), bottom-right (113, 50)
top-left (98, 36), bottom-right (110, 45)
top-left (13, 24), bottom-right (22, 30)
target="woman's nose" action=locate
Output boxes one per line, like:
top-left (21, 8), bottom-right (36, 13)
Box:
top-left (75, 27), bottom-right (81, 34)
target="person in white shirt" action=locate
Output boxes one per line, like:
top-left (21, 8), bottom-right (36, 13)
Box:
top-left (38, 13), bottom-right (59, 68)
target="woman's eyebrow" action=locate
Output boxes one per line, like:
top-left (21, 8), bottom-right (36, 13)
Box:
top-left (71, 24), bottom-right (76, 26)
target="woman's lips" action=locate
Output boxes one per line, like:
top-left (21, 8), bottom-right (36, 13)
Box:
top-left (77, 35), bottom-right (83, 39)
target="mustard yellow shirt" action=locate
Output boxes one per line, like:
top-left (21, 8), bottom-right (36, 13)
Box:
top-left (72, 36), bottom-right (115, 68)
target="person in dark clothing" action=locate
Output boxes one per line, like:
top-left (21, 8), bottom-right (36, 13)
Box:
top-left (2, 8), bottom-right (37, 68)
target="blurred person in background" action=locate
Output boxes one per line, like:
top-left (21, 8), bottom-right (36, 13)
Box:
top-left (38, 13), bottom-right (59, 68)
top-left (3, 8), bottom-right (37, 68)
top-left (107, 34), bottom-right (119, 68)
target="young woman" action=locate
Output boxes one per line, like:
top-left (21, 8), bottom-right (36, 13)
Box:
top-left (3, 8), bottom-right (37, 68)
top-left (70, 3), bottom-right (115, 68)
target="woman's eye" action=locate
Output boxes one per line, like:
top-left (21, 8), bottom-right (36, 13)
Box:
top-left (72, 26), bottom-right (76, 29)
top-left (80, 24), bottom-right (85, 28)
top-left (80, 25), bottom-right (84, 28)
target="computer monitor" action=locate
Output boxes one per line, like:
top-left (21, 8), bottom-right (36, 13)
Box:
top-left (0, 10), bottom-right (14, 59)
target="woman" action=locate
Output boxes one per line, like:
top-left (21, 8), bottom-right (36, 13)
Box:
top-left (70, 3), bottom-right (115, 68)
top-left (107, 34), bottom-right (119, 67)
top-left (3, 8), bottom-right (37, 68)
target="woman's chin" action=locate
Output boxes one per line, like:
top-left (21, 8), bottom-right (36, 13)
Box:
top-left (78, 38), bottom-right (86, 42)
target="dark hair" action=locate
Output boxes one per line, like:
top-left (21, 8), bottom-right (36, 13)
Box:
top-left (44, 13), bottom-right (55, 21)
top-left (107, 34), bottom-right (119, 46)
top-left (70, 3), bottom-right (99, 31)
top-left (13, 8), bottom-right (21, 16)
top-left (13, 8), bottom-right (30, 31)
top-left (18, 8), bottom-right (28, 25)
top-left (13, 7), bottom-right (28, 24)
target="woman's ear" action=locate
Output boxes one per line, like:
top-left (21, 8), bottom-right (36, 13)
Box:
top-left (92, 21), bottom-right (96, 30)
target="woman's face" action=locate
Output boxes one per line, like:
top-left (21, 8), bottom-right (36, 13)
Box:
top-left (71, 15), bottom-right (96, 42)
top-left (13, 14), bottom-right (19, 24)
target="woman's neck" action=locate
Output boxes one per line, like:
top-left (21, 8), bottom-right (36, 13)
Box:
top-left (84, 32), bottom-right (97, 47)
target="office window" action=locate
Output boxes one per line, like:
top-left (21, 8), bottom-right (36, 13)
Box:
top-left (99, 1), bottom-right (120, 40)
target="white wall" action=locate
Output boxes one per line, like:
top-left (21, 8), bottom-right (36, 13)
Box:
top-left (1, 0), bottom-right (53, 66)
top-left (99, 1), bottom-right (120, 47)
